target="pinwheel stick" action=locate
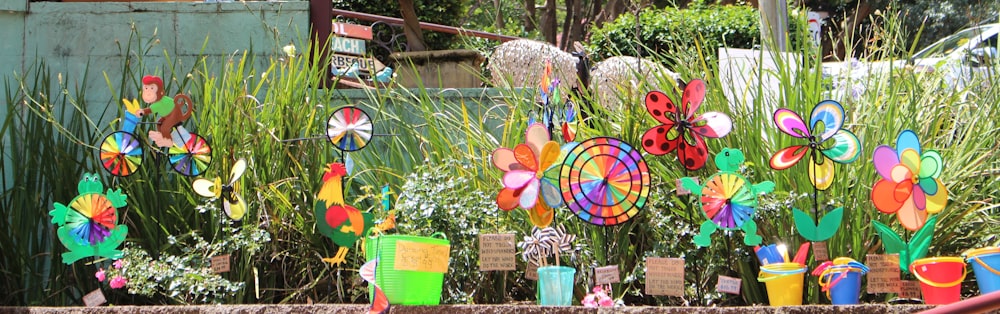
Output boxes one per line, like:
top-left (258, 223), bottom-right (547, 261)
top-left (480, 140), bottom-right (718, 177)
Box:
top-left (553, 242), bottom-right (560, 267)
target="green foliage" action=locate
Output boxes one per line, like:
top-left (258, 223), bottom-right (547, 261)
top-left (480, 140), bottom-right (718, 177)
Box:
top-left (588, 4), bottom-right (761, 67)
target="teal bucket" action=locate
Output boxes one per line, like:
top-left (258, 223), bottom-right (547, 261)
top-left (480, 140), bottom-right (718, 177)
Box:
top-left (365, 232), bottom-right (450, 305)
top-left (537, 266), bottom-right (575, 305)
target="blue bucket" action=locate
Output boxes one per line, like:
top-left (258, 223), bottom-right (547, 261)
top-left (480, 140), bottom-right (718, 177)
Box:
top-left (819, 265), bottom-right (864, 305)
top-left (964, 247), bottom-right (1000, 294)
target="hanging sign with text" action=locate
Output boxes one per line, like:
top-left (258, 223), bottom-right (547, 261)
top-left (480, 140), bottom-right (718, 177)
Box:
top-left (331, 37), bottom-right (367, 55)
top-left (331, 22), bottom-right (373, 40)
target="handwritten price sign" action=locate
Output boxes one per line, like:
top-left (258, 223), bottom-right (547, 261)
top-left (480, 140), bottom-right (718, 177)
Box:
top-left (211, 254), bottom-right (231, 273)
top-left (395, 240), bottom-right (450, 273)
top-left (594, 265), bottom-right (620, 285)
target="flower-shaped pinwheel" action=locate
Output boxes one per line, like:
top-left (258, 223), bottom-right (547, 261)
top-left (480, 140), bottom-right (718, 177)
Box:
top-left (641, 79), bottom-right (732, 171)
top-left (493, 123), bottom-right (564, 227)
top-left (770, 100), bottom-right (861, 190)
top-left (871, 130), bottom-right (948, 231)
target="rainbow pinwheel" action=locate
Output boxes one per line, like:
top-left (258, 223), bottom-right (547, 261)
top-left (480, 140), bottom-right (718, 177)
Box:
top-left (871, 130), bottom-right (948, 231)
top-left (769, 100), bottom-right (861, 190)
top-left (493, 123), bottom-right (564, 227)
top-left (49, 173), bottom-right (129, 264)
top-left (641, 79), bottom-right (732, 171)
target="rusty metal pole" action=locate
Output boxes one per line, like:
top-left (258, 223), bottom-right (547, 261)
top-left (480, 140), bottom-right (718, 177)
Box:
top-left (920, 290), bottom-right (1000, 314)
top-left (310, 0), bottom-right (333, 88)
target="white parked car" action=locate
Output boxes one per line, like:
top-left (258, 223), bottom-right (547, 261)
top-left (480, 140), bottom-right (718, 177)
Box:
top-left (823, 23), bottom-right (1000, 95)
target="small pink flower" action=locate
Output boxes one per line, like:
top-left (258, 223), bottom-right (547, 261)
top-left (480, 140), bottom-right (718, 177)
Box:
top-left (109, 275), bottom-right (127, 289)
top-left (582, 294), bottom-right (598, 307)
top-left (95, 268), bottom-right (106, 282)
top-left (598, 295), bottom-right (614, 307)
top-left (113, 259), bottom-right (125, 269)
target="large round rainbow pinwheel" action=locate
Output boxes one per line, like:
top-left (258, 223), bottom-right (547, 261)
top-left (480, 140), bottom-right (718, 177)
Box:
top-left (641, 79), bottom-right (732, 171)
top-left (493, 123), bottom-right (564, 227)
top-left (871, 130), bottom-right (948, 231)
top-left (559, 137), bottom-right (650, 226)
top-left (770, 100), bottom-right (861, 190)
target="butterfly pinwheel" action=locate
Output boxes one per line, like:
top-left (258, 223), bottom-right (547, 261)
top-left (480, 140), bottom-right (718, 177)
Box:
top-left (493, 123), bottom-right (564, 227)
top-left (769, 100), bottom-right (861, 190)
top-left (871, 130), bottom-right (948, 231)
top-left (641, 79), bottom-right (732, 171)
top-left (193, 158), bottom-right (248, 221)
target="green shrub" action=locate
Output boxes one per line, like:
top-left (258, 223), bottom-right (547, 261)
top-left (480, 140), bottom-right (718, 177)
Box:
top-left (588, 4), bottom-right (762, 67)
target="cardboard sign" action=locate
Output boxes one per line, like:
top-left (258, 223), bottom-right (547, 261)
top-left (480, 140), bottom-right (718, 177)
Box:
top-left (676, 177), bottom-right (698, 195)
top-left (812, 241), bottom-right (829, 261)
top-left (479, 233), bottom-right (516, 271)
top-left (211, 254), bottom-right (231, 273)
top-left (594, 265), bottom-right (620, 285)
top-left (525, 262), bottom-right (539, 281)
top-left (866, 254), bottom-right (901, 294)
top-left (83, 288), bottom-right (106, 307)
top-left (332, 22), bottom-right (373, 40)
top-left (716, 275), bottom-right (742, 295)
top-left (645, 257), bottom-right (684, 297)
top-left (394, 240), bottom-right (450, 273)
top-left (899, 280), bottom-right (923, 299)
top-left (331, 54), bottom-right (386, 73)
top-left (331, 36), bottom-right (367, 55)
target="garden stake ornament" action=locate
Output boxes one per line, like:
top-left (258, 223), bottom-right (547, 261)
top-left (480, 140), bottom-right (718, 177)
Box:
top-left (49, 173), bottom-right (129, 264)
top-left (870, 129), bottom-right (948, 273)
top-left (770, 100), bottom-right (861, 242)
top-left (559, 137), bottom-right (650, 226)
top-left (192, 158), bottom-right (248, 221)
top-left (99, 80), bottom-right (213, 177)
top-left (682, 148), bottom-right (775, 247)
top-left (492, 123), bottom-right (566, 228)
top-left (315, 162), bottom-right (396, 266)
top-left (641, 79), bottom-right (733, 171)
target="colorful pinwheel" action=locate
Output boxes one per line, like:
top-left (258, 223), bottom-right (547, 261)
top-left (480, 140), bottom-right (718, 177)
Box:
top-left (493, 123), bottom-right (564, 227)
top-left (871, 130), bottom-right (948, 231)
top-left (49, 173), bottom-right (129, 264)
top-left (327, 106), bottom-right (373, 152)
top-left (560, 137), bottom-right (650, 226)
top-left (641, 79), bottom-right (733, 171)
top-left (769, 100), bottom-right (861, 190)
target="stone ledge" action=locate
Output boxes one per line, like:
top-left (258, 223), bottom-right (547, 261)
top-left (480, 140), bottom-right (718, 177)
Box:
top-left (7, 304), bottom-right (934, 314)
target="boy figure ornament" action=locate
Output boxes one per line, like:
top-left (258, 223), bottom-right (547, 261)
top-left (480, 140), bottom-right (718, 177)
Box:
top-left (140, 75), bottom-right (194, 148)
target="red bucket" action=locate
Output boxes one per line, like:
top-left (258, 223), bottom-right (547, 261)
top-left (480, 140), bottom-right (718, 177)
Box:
top-left (910, 257), bottom-right (967, 305)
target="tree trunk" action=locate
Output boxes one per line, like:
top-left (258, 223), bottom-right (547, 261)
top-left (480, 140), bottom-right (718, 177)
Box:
top-left (568, 0), bottom-right (585, 47)
top-left (399, 0), bottom-right (427, 51)
top-left (495, 0), bottom-right (505, 30)
top-left (560, 0), bottom-right (576, 50)
top-left (542, 0), bottom-right (558, 44)
top-left (836, 0), bottom-right (873, 60)
top-left (583, 0), bottom-right (604, 40)
top-left (525, 0), bottom-right (536, 32)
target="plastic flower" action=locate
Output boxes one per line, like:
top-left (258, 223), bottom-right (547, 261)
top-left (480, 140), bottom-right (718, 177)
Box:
top-left (583, 285), bottom-right (614, 307)
top-left (109, 275), bottom-right (127, 289)
top-left (871, 130), bottom-right (948, 231)
top-left (492, 123), bottom-right (564, 227)
top-left (770, 100), bottom-right (861, 190)
top-left (641, 79), bottom-right (733, 171)
top-left (95, 268), bottom-right (106, 282)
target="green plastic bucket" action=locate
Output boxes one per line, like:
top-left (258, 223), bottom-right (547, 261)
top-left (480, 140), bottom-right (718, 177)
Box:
top-left (365, 232), bottom-right (450, 305)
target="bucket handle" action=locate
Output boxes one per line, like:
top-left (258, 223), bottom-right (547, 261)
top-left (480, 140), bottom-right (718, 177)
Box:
top-left (431, 232), bottom-right (448, 240)
top-left (972, 257), bottom-right (1000, 276)
top-left (818, 268), bottom-right (851, 292)
top-left (757, 271), bottom-right (798, 282)
top-left (912, 264), bottom-right (968, 288)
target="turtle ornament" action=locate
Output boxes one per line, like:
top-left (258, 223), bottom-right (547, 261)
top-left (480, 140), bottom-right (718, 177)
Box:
top-left (49, 173), bottom-right (129, 264)
top-left (681, 148), bottom-right (775, 247)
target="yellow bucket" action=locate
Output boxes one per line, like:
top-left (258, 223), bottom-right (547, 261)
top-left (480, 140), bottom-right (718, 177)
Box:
top-left (757, 262), bottom-right (807, 306)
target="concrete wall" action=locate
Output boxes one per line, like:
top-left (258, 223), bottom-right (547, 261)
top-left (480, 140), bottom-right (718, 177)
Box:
top-left (1, 1), bottom-right (309, 107)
